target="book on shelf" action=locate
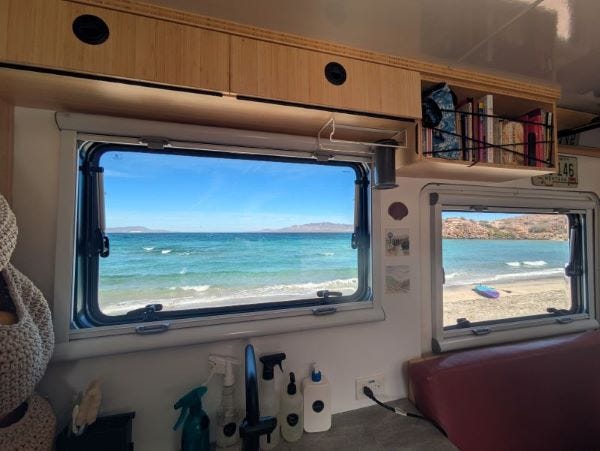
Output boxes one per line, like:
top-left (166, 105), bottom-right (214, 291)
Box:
top-left (457, 100), bottom-right (473, 162)
top-left (477, 95), bottom-right (494, 163)
top-left (493, 118), bottom-right (503, 164)
top-left (425, 87), bottom-right (553, 168)
top-left (528, 108), bottom-right (545, 167)
top-left (500, 121), bottom-right (525, 165)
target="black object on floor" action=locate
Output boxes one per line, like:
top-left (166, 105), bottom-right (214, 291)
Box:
top-left (55, 411), bottom-right (135, 451)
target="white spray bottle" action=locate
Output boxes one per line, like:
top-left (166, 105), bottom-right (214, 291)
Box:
top-left (258, 352), bottom-right (286, 450)
top-left (208, 355), bottom-right (242, 450)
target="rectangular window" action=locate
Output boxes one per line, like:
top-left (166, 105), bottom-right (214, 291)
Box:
top-left (443, 211), bottom-right (573, 327)
top-left (425, 185), bottom-right (598, 352)
top-left (75, 144), bottom-right (371, 327)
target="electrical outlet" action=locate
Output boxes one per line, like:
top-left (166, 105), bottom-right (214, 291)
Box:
top-left (355, 373), bottom-right (385, 400)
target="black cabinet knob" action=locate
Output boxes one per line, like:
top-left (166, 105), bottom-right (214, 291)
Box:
top-left (72, 14), bottom-right (110, 45)
top-left (324, 62), bottom-right (347, 86)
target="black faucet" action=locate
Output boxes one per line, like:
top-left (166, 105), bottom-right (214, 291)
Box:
top-left (239, 344), bottom-right (277, 451)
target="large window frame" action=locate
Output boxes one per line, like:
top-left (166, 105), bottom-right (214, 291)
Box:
top-left (424, 184), bottom-right (599, 352)
top-left (74, 142), bottom-right (372, 329)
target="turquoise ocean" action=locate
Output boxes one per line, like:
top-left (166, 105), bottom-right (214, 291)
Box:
top-left (443, 239), bottom-right (569, 287)
top-left (99, 234), bottom-right (570, 314)
top-left (99, 233), bottom-right (359, 314)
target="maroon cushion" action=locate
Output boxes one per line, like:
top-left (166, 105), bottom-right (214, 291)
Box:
top-left (408, 331), bottom-right (600, 451)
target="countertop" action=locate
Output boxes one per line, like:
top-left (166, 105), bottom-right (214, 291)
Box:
top-left (268, 398), bottom-right (457, 451)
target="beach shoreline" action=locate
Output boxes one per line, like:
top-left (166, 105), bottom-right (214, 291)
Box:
top-left (443, 277), bottom-right (570, 326)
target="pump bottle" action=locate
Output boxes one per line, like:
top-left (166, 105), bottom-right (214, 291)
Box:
top-left (281, 372), bottom-right (303, 442)
top-left (302, 364), bottom-right (331, 433)
top-left (173, 386), bottom-right (210, 451)
top-left (258, 352), bottom-right (286, 450)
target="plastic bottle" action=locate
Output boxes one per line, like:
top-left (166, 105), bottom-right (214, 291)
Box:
top-left (173, 386), bottom-right (210, 451)
top-left (258, 352), bottom-right (286, 450)
top-left (302, 364), bottom-right (331, 433)
top-left (281, 372), bottom-right (303, 443)
top-left (209, 355), bottom-right (242, 450)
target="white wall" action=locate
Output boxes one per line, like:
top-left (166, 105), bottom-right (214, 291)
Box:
top-left (10, 107), bottom-right (600, 451)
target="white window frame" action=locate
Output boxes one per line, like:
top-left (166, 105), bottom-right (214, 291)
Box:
top-left (52, 113), bottom-right (384, 361)
top-left (423, 184), bottom-right (599, 353)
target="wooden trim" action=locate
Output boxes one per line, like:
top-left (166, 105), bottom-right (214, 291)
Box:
top-left (65, 0), bottom-right (560, 103)
top-left (556, 107), bottom-right (598, 132)
top-left (0, 99), bottom-right (13, 204)
top-left (559, 145), bottom-right (600, 158)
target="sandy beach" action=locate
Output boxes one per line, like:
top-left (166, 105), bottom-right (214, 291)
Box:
top-left (444, 277), bottom-right (571, 327)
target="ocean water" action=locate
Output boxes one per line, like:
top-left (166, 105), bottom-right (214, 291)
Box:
top-left (443, 239), bottom-right (569, 287)
top-left (99, 233), bottom-right (358, 314)
top-left (99, 235), bottom-right (570, 314)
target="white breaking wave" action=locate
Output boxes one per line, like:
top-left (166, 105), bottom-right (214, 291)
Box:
top-left (169, 285), bottom-right (211, 292)
top-left (103, 278), bottom-right (359, 314)
top-left (445, 272), bottom-right (459, 280)
top-left (445, 268), bottom-right (565, 287)
top-left (161, 249), bottom-right (172, 254)
top-left (505, 261), bottom-right (521, 267)
top-left (179, 268), bottom-right (187, 275)
top-left (143, 247), bottom-right (154, 251)
top-left (320, 252), bottom-right (335, 256)
top-left (523, 260), bottom-right (547, 267)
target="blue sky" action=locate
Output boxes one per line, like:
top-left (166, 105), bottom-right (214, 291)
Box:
top-left (101, 149), bottom-right (356, 232)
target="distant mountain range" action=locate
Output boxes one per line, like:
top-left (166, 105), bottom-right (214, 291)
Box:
top-left (443, 215), bottom-right (568, 240)
top-left (106, 226), bottom-right (171, 233)
top-left (260, 222), bottom-right (353, 233)
top-left (106, 223), bottom-right (353, 233)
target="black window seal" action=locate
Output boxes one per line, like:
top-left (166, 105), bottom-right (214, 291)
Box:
top-left (74, 142), bottom-right (371, 328)
top-left (441, 210), bottom-right (587, 332)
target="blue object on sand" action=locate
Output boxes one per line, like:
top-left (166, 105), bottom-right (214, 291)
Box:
top-left (473, 284), bottom-right (500, 299)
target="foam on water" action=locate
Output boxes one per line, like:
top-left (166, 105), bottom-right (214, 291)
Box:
top-left (523, 260), bottom-right (547, 267)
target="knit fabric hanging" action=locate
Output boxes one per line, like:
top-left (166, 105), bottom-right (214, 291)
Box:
top-left (0, 192), bottom-right (17, 271)
top-left (0, 395), bottom-right (56, 451)
top-left (0, 194), bottom-right (54, 417)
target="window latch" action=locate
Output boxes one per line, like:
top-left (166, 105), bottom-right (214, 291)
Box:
top-left (125, 303), bottom-right (164, 321)
top-left (471, 326), bottom-right (491, 336)
top-left (139, 137), bottom-right (170, 150)
top-left (317, 290), bottom-right (343, 302)
top-left (351, 232), bottom-right (359, 249)
top-left (95, 228), bottom-right (110, 258)
top-left (456, 317), bottom-right (471, 328)
top-left (547, 307), bottom-right (570, 316)
top-left (565, 223), bottom-right (583, 277)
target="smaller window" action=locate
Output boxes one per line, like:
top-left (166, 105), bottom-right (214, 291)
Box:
top-left (74, 143), bottom-right (371, 328)
top-left (426, 185), bottom-right (598, 352)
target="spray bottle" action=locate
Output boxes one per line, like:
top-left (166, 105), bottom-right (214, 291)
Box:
top-left (173, 386), bottom-right (210, 451)
top-left (258, 353), bottom-right (286, 450)
top-left (208, 355), bottom-right (242, 450)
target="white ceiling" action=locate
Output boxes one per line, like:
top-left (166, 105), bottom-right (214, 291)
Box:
top-left (147, 0), bottom-right (600, 114)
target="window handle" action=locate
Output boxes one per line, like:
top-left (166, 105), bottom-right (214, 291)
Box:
top-left (565, 224), bottom-right (583, 277)
top-left (317, 290), bottom-right (343, 301)
top-left (98, 230), bottom-right (110, 258)
top-left (126, 303), bottom-right (164, 321)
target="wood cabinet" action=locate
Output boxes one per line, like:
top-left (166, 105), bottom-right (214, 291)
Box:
top-left (0, 0), bottom-right (229, 92)
top-left (230, 36), bottom-right (421, 119)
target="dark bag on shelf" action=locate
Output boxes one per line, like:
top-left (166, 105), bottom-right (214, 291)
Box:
top-left (422, 83), bottom-right (461, 160)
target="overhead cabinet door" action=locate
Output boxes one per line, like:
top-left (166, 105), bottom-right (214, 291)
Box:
top-left (0, 0), bottom-right (229, 92)
top-left (231, 36), bottom-right (421, 118)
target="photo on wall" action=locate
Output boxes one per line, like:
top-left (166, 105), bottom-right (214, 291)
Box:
top-left (385, 228), bottom-right (410, 257)
top-left (385, 265), bottom-right (410, 294)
